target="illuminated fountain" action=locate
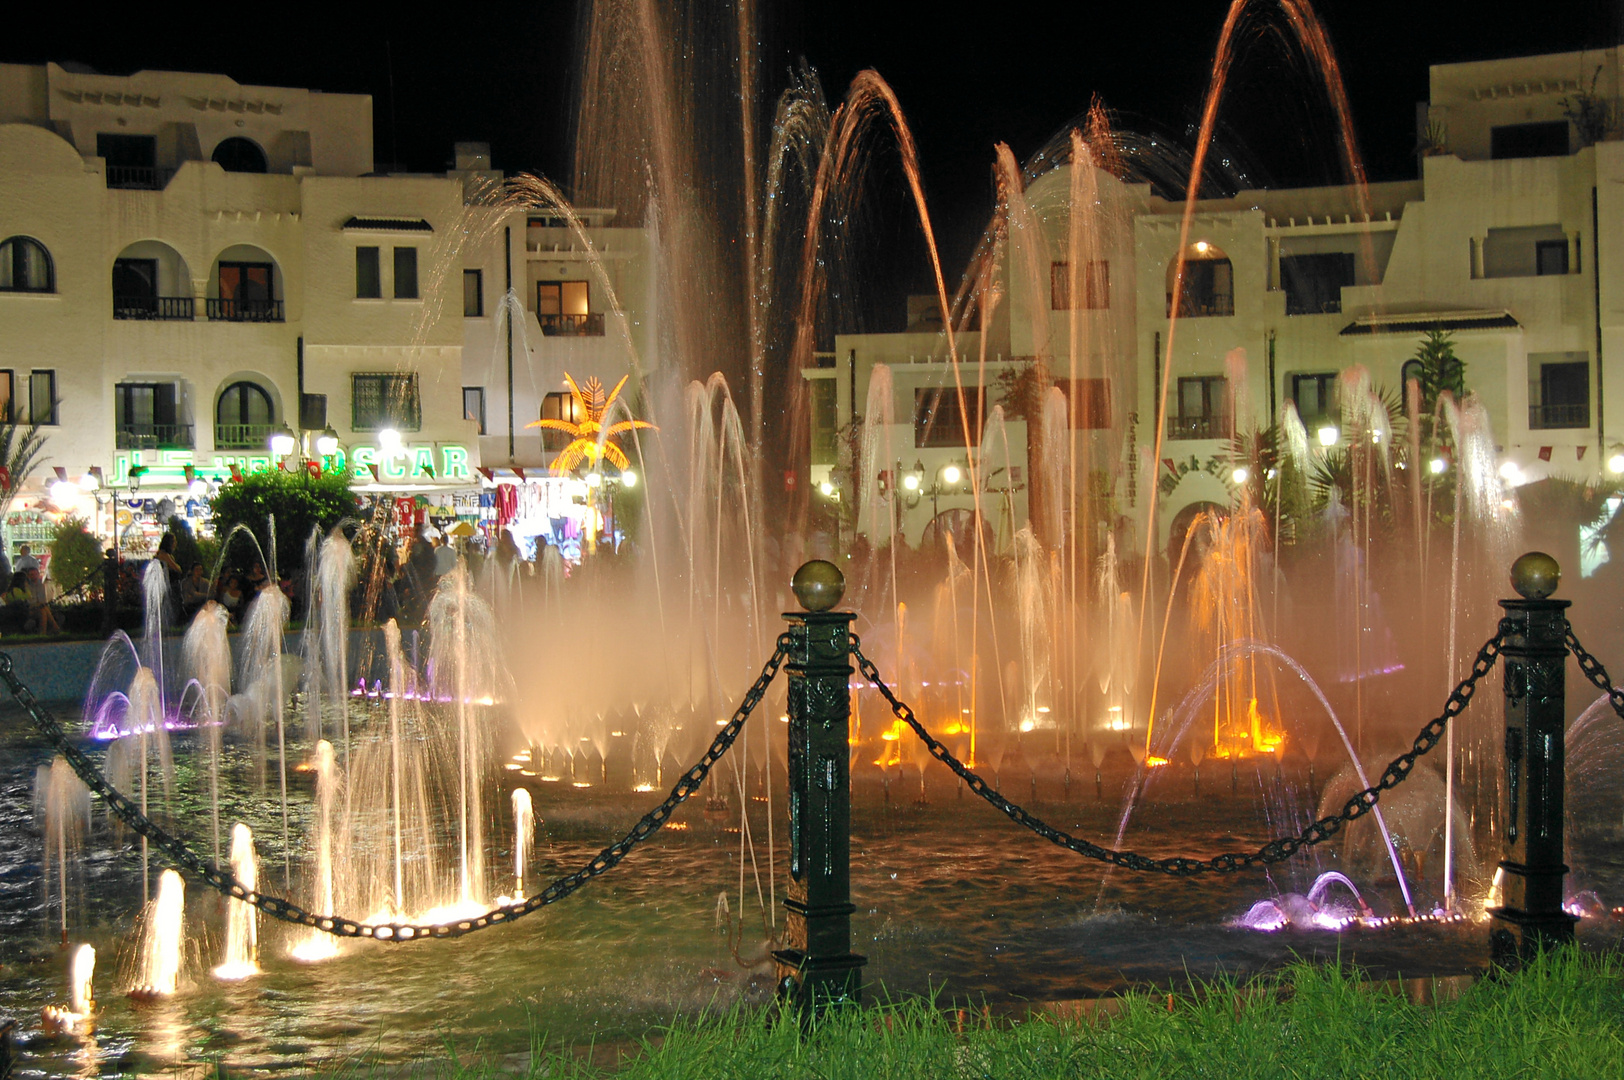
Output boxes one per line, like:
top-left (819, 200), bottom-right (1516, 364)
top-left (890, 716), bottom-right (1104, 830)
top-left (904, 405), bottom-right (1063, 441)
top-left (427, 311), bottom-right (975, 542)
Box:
top-left (130, 870), bottom-right (185, 999)
top-left (213, 824), bottom-right (260, 979)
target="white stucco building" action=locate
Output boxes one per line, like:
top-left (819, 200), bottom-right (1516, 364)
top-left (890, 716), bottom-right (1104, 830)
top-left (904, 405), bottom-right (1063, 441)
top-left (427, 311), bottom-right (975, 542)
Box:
top-left (810, 47), bottom-right (1624, 559)
top-left (0, 63), bottom-right (657, 557)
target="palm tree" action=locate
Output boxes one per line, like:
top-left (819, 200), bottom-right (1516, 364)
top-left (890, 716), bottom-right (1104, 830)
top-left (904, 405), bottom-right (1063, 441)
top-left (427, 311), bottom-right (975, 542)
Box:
top-left (0, 416), bottom-right (50, 517)
top-left (526, 374), bottom-right (655, 473)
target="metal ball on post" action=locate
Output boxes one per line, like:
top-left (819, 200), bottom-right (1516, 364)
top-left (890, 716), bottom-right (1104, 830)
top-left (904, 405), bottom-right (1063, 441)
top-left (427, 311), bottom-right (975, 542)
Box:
top-left (773, 560), bottom-right (865, 1014)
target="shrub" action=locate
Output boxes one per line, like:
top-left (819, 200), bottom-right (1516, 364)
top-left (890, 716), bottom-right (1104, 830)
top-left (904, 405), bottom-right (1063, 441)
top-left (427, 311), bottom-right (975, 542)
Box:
top-left (208, 467), bottom-right (358, 576)
top-left (49, 517), bottom-right (105, 600)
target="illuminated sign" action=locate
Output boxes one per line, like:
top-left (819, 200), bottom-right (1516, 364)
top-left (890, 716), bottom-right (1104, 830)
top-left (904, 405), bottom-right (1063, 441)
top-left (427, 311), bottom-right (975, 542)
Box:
top-left (342, 443), bottom-right (471, 483)
top-left (108, 444), bottom-right (474, 487)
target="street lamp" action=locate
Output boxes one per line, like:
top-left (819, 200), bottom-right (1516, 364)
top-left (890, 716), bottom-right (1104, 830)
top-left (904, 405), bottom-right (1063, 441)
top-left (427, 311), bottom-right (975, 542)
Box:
top-left (1316, 425), bottom-right (1339, 448)
top-left (316, 426), bottom-right (340, 457)
top-left (269, 423), bottom-right (297, 457)
top-left (378, 427), bottom-right (402, 455)
top-left (620, 468), bottom-right (637, 488)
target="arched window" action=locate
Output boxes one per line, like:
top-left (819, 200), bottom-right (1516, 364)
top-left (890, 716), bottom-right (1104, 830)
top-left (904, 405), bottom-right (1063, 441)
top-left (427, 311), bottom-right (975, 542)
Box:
top-left (215, 381), bottom-right (275, 448)
top-left (0, 236), bottom-right (54, 292)
top-left (1401, 359), bottom-right (1425, 388)
top-left (212, 137), bottom-right (268, 174)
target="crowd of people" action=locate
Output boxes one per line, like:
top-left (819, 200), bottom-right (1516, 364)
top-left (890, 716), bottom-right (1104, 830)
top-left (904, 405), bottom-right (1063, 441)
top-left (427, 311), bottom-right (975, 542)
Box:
top-left (0, 516), bottom-right (590, 639)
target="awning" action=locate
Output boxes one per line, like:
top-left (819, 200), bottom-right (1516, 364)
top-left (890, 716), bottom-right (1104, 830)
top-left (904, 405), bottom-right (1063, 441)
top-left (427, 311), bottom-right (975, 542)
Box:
top-left (341, 216), bottom-right (433, 232)
top-left (1340, 310), bottom-right (1519, 336)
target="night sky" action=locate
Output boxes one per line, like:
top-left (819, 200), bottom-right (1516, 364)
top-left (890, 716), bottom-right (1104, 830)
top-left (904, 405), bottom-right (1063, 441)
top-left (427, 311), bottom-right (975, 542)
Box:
top-left (7, 1), bottom-right (1621, 320)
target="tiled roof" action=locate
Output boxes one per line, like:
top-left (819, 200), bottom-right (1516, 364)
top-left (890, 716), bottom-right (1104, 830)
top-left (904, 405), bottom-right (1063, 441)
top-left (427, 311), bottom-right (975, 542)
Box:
top-left (341, 216), bottom-right (433, 232)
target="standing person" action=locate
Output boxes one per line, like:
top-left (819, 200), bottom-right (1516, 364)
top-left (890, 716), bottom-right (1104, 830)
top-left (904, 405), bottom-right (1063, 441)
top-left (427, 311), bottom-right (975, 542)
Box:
top-left (432, 533), bottom-right (458, 578)
top-left (403, 526), bottom-right (438, 625)
top-left (13, 543), bottom-right (38, 574)
top-left (25, 566), bottom-right (60, 635)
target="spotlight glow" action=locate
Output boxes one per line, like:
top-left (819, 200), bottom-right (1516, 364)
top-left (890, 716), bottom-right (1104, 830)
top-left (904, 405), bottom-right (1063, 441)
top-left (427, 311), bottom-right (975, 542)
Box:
top-left (1317, 426), bottom-right (1338, 447)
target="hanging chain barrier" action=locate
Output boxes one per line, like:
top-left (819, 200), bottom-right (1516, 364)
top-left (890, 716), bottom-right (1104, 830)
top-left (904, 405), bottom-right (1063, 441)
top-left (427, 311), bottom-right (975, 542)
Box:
top-left (0, 637), bottom-right (790, 942)
top-left (852, 622), bottom-right (1515, 875)
top-left (1566, 625), bottom-right (1624, 723)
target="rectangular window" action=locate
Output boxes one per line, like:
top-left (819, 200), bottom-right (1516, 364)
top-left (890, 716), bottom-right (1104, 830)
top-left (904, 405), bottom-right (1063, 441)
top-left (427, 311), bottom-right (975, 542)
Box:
top-left (538, 390), bottom-right (584, 451)
top-left (1170, 375), bottom-right (1229, 439)
top-left (810, 379), bottom-right (838, 465)
top-left (213, 261), bottom-right (280, 321)
top-left (1280, 253), bottom-right (1355, 315)
top-left (1535, 240), bottom-right (1569, 276)
top-left (97, 133), bottom-right (160, 189)
top-left (356, 247), bottom-right (381, 298)
top-left (1289, 372), bottom-right (1338, 424)
top-left (0, 370), bottom-right (13, 423)
top-left (463, 386), bottom-right (486, 434)
top-left (351, 373), bottom-right (422, 432)
top-left (914, 387), bottom-right (984, 448)
top-left (1529, 355), bottom-right (1590, 430)
top-left (115, 381), bottom-right (186, 447)
top-left (1052, 377), bottom-right (1111, 429)
top-left (1050, 261), bottom-right (1109, 309)
top-left (29, 370), bottom-right (56, 426)
top-left (536, 280), bottom-right (602, 335)
top-left (393, 247), bottom-right (418, 299)
top-left (1490, 121), bottom-right (1570, 160)
top-left (463, 269), bottom-right (483, 316)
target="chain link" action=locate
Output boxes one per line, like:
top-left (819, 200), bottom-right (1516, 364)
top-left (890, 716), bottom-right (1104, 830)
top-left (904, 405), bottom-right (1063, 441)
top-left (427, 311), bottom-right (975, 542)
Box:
top-left (1565, 624), bottom-right (1624, 723)
top-left (0, 638), bottom-right (789, 941)
top-left (853, 624), bottom-right (1511, 875)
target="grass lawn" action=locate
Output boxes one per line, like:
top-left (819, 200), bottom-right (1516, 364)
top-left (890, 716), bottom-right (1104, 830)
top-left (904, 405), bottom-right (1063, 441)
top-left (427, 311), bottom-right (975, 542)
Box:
top-left (324, 947), bottom-right (1624, 1079)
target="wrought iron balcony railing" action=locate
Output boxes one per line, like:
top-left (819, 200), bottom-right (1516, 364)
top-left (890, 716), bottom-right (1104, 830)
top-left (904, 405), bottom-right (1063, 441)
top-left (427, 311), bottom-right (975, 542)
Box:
top-left (206, 298), bottom-right (285, 322)
top-left (113, 295), bottom-right (195, 321)
top-left (1529, 403), bottom-right (1590, 430)
top-left (105, 166), bottom-right (171, 191)
top-left (116, 423), bottom-right (194, 451)
top-left (538, 312), bottom-right (605, 336)
top-left (213, 423), bottom-right (277, 450)
top-left (1165, 414), bottom-right (1232, 440)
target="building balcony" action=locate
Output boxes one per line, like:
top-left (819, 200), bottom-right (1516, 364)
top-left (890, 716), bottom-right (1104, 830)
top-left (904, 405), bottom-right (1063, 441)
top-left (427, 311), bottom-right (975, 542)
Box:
top-left (538, 312), bottom-right (605, 336)
top-left (105, 166), bottom-right (172, 191)
top-left (116, 423), bottom-right (194, 451)
top-left (206, 298), bottom-right (285, 322)
top-left (213, 423), bottom-right (276, 450)
top-left (1165, 414), bottom-right (1232, 440)
top-left (1529, 403), bottom-right (1589, 430)
top-left (113, 295), bottom-right (195, 321)
top-left (1166, 295), bottom-right (1235, 318)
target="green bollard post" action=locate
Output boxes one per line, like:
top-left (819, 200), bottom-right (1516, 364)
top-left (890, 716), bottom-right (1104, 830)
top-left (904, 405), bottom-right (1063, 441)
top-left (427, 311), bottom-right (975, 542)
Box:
top-left (774, 560), bottom-right (865, 1012)
top-left (1489, 551), bottom-right (1577, 965)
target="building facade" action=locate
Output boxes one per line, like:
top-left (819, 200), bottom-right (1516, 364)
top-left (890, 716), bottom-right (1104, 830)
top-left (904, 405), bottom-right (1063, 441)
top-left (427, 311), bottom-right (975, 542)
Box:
top-left (810, 47), bottom-right (1624, 559)
top-left (0, 63), bottom-right (656, 560)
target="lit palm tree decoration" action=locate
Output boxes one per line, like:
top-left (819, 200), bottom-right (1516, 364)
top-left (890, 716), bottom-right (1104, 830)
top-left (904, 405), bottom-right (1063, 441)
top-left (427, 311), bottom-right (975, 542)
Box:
top-left (526, 374), bottom-right (655, 474)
